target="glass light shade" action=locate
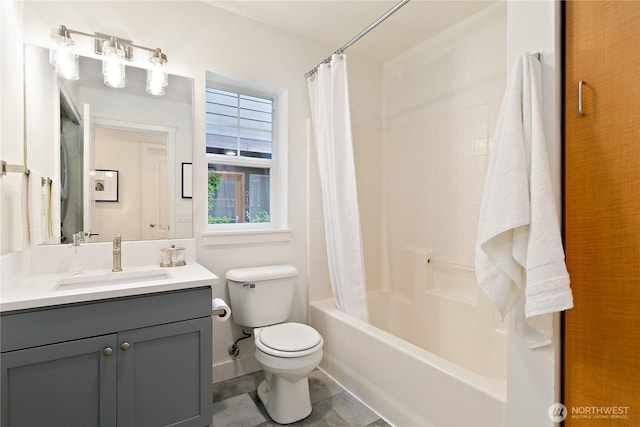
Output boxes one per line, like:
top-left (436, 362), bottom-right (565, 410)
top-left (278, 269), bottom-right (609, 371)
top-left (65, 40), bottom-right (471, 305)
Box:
top-left (102, 59), bottom-right (125, 88)
top-left (146, 67), bottom-right (168, 96)
top-left (49, 48), bottom-right (79, 80)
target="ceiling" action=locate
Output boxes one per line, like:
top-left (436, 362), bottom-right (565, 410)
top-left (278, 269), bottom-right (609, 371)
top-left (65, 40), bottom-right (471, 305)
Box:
top-left (204, 0), bottom-right (495, 63)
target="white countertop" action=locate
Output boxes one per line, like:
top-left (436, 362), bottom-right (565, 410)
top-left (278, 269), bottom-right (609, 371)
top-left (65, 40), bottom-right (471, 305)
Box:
top-left (0, 262), bottom-right (219, 312)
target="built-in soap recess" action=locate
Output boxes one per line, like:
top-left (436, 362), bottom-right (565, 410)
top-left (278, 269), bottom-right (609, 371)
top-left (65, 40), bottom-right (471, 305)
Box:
top-left (160, 245), bottom-right (186, 267)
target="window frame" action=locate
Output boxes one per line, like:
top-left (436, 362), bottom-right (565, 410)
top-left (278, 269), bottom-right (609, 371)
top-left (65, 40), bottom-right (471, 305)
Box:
top-left (203, 77), bottom-right (288, 241)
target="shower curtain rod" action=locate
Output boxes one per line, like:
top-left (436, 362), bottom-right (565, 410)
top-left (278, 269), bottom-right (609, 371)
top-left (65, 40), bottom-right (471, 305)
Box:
top-left (305, 0), bottom-right (410, 78)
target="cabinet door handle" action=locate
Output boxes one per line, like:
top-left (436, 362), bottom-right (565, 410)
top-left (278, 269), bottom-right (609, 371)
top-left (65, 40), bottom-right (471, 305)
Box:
top-left (120, 342), bottom-right (130, 351)
top-left (578, 80), bottom-right (586, 116)
top-left (103, 347), bottom-right (113, 356)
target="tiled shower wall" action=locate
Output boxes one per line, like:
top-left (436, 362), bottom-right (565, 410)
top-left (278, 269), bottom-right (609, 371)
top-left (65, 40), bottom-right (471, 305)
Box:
top-left (381, 2), bottom-right (506, 296)
top-left (308, 2), bottom-right (507, 307)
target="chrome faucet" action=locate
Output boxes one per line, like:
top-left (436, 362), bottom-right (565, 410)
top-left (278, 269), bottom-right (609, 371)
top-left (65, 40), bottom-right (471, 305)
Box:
top-left (112, 235), bottom-right (122, 272)
top-left (73, 231), bottom-right (84, 246)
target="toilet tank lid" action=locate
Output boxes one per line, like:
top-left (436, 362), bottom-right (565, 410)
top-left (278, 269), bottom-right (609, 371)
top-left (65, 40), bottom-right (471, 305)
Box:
top-left (226, 264), bottom-right (298, 282)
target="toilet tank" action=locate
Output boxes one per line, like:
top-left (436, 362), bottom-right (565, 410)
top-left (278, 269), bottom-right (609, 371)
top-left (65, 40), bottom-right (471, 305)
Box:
top-left (226, 265), bottom-right (298, 327)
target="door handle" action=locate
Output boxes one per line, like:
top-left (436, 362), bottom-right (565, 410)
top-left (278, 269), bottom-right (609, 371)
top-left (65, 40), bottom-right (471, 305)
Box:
top-left (578, 80), bottom-right (586, 116)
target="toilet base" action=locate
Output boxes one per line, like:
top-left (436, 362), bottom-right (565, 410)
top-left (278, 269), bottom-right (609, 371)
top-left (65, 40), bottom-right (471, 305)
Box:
top-left (257, 374), bottom-right (312, 424)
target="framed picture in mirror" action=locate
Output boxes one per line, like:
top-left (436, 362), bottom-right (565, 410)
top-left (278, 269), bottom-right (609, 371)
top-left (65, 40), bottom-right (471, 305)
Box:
top-left (95, 169), bottom-right (119, 202)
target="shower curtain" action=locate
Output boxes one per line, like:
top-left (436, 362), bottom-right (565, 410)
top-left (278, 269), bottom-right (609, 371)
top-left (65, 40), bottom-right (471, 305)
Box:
top-left (307, 54), bottom-right (369, 322)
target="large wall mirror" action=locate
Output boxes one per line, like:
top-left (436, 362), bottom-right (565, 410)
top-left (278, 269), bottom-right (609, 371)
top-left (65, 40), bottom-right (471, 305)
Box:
top-left (24, 44), bottom-right (193, 244)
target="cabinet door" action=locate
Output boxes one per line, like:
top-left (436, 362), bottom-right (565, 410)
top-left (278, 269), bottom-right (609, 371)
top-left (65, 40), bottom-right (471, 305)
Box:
top-left (117, 317), bottom-right (212, 427)
top-left (1, 334), bottom-right (117, 427)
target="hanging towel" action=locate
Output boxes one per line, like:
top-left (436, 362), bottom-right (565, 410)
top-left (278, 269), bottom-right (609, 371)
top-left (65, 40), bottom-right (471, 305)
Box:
top-left (43, 178), bottom-right (54, 242)
top-left (475, 53), bottom-right (573, 349)
top-left (27, 170), bottom-right (44, 245)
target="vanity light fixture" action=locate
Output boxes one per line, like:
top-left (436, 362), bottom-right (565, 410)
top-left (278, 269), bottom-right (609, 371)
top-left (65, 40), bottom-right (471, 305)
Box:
top-left (48, 25), bottom-right (169, 95)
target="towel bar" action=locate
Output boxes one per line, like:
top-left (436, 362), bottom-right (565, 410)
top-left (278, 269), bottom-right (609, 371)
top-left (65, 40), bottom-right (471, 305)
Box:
top-left (1, 160), bottom-right (29, 176)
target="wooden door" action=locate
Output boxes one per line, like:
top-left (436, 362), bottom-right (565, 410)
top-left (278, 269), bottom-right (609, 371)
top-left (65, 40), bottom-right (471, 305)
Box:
top-left (564, 2), bottom-right (640, 426)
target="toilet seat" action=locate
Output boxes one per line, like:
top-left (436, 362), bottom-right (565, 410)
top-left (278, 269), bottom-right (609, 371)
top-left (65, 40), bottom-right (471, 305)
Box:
top-left (256, 323), bottom-right (323, 358)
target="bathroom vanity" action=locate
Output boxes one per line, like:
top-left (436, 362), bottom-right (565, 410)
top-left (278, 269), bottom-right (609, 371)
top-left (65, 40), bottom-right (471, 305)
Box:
top-left (0, 262), bottom-right (217, 427)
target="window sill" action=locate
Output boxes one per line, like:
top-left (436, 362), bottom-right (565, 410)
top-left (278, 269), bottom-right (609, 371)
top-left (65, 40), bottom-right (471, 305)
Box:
top-left (201, 228), bottom-right (292, 246)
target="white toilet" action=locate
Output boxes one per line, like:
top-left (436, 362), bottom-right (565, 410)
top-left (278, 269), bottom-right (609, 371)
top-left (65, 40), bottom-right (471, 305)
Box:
top-left (226, 265), bottom-right (323, 425)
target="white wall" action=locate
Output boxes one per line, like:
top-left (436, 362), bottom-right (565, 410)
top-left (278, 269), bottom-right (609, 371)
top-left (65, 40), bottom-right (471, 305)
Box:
top-left (24, 45), bottom-right (59, 244)
top-left (1, 1), bottom-right (26, 253)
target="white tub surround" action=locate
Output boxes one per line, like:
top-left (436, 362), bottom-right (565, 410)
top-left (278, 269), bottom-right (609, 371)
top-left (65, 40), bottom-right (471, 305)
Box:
top-left (0, 238), bottom-right (218, 312)
top-left (310, 299), bottom-right (506, 426)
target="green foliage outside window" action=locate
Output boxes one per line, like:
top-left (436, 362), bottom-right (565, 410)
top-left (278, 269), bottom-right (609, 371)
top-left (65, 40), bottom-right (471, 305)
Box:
top-left (247, 210), bottom-right (270, 223)
top-left (208, 170), bottom-right (270, 224)
top-left (208, 171), bottom-right (230, 224)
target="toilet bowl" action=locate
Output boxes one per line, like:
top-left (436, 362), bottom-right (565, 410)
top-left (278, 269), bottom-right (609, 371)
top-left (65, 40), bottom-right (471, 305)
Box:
top-left (226, 265), bottom-right (324, 424)
top-left (254, 323), bottom-right (323, 424)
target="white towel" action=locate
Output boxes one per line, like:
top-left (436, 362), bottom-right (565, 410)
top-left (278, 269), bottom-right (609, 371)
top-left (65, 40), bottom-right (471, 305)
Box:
top-left (475, 53), bottom-right (573, 349)
top-left (43, 178), bottom-right (53, 241)
top-left (27, 170), bottom-right (43, 245)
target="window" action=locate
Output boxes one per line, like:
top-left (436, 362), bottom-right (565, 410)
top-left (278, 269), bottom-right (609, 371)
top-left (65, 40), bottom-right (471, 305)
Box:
top-left (206, 86), bottom-right (277, 227)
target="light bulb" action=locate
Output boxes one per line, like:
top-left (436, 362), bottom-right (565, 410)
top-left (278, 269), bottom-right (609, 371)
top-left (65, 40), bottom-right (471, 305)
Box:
top-left (49, 48), bottom-right (79, 80)
top-left (102, 59), bottom-right (125, 88)
top-left (146, 67), bottom-right (168, 96)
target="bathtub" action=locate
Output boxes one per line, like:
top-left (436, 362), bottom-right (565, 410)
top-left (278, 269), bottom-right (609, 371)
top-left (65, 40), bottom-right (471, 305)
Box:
top-left (309, 297), bottom-right (507, 426)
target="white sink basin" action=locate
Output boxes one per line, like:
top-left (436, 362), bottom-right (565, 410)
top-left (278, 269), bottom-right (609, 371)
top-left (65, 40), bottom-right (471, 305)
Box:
top-left (55, 269), bottom-right (171, 291)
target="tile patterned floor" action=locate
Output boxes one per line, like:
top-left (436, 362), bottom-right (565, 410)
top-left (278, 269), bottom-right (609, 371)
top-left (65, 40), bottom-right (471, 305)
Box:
top-left (211, 369), bottom-right (392, 427)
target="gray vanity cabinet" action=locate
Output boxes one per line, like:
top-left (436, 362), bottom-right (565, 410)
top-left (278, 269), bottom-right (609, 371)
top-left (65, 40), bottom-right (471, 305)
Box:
top-left (117, 317), bottom-right (211, 426)
top-left (1, 334), bottom-right (118, 427)
top-left (1, 287), bottom-right (212, 427)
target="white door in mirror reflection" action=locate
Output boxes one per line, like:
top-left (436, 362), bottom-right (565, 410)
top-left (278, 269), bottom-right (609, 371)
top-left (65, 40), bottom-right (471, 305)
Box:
top-left (82, 103), bottom-right (96, 238)
top-left (142, 143), bottom-right (168, 240)
top-left (91, 128), bottom-right (168, 242)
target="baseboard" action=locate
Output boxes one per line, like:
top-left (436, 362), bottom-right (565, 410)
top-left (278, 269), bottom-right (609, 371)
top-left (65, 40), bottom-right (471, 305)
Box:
top-left (213, 355), bottom-right (261, 383)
